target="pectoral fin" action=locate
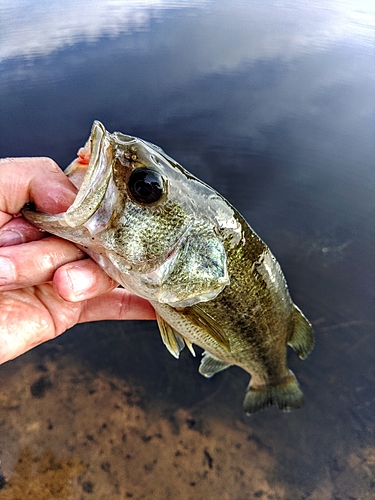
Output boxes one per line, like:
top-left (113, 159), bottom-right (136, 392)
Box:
top-left (199, 351), bottom-right (231, 378)
top-left (288, 305), bottom-right (314, 359)
top-left (179, 305), bottom-right (231, 352)
top-left (156, 313), bottom-right (195, 358)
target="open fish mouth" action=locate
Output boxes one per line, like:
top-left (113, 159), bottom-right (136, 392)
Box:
top-left (62, 121), bottom-right (114, 227)
top-left (22, 121), bottom-right (116, 230)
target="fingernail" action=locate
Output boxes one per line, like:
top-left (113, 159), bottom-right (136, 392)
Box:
top-left (0, 256), bottom-right (16, 284)
top-left (66, 267), bottom-right (95, 299)
top-left (0, 230), bottom-right (24, 247)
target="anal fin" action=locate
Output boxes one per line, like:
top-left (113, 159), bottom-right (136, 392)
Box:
top-left (199, 351), bottom-right (231, 378)
top-left (288, 304), bottom-right (314, 359)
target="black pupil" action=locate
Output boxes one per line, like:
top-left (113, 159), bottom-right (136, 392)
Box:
top-left (128, 168), bottom-right (163, 204)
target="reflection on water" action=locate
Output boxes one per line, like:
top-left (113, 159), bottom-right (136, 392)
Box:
top-left (0, 0), bottom-right (374, 498)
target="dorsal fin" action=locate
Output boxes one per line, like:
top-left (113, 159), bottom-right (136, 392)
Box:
top-left (288, 305), bottom-right (314, 359)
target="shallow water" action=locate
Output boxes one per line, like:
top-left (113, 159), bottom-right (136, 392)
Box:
top-left (0, 1), bottom-right (374, 499)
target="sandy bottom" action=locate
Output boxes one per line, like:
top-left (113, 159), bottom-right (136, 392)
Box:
top-left (0, 360), bottom-right (283, 500)
top-left (0, 323), bottom-right (374, 500)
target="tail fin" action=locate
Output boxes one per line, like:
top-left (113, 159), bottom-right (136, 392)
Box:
top-left (243, 371), bottom-right (304, 414)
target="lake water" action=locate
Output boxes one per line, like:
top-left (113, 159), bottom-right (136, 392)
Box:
top-left (0, 1), bottom-right (374, 499)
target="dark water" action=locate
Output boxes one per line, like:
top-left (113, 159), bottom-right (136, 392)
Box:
top-left (0, 1), bottom-right (374, 498)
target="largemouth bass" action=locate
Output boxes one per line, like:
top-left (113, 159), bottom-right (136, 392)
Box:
top-left (23, 121), bottom-right (314, 414)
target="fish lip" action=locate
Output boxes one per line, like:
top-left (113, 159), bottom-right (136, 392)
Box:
top-left (63, 121), bottom-right (113, 227)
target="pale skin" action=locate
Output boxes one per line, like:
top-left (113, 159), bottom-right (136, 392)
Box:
top-left (0, 157), bottom-right (156, 365)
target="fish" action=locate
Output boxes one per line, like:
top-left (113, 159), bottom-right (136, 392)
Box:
top-left (23, 121), bottom-right (314, 414)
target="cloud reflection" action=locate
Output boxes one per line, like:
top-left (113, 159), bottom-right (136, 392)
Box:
top-left (0, 0), bottom-right (206, 61)
top-left (1, 0), bottom-right (374, 65)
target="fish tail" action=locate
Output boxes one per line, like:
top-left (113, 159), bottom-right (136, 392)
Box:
top-left (243, 371), bottom-right (304, 414)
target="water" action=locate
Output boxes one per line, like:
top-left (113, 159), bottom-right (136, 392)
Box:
top-left (0, 1), bottom-right (374, 499)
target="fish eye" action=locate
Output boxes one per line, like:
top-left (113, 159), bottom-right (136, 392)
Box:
top-left (128, 168), bottom-right (164, 205)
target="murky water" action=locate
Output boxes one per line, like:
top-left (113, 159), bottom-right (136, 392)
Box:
top-left (0, 1), bottom-right (374, 499)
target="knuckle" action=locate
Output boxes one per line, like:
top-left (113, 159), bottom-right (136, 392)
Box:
top-left (0, 157), bottom-right (17, 164)
top-left (37, 157), bottom-right (62, 174)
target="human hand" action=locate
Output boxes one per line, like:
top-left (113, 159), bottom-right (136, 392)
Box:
top-left (0, 157), bottom-right (155, 365)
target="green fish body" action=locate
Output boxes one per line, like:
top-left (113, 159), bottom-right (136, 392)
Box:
top-left (23, 121), bottom-right (314, 414)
